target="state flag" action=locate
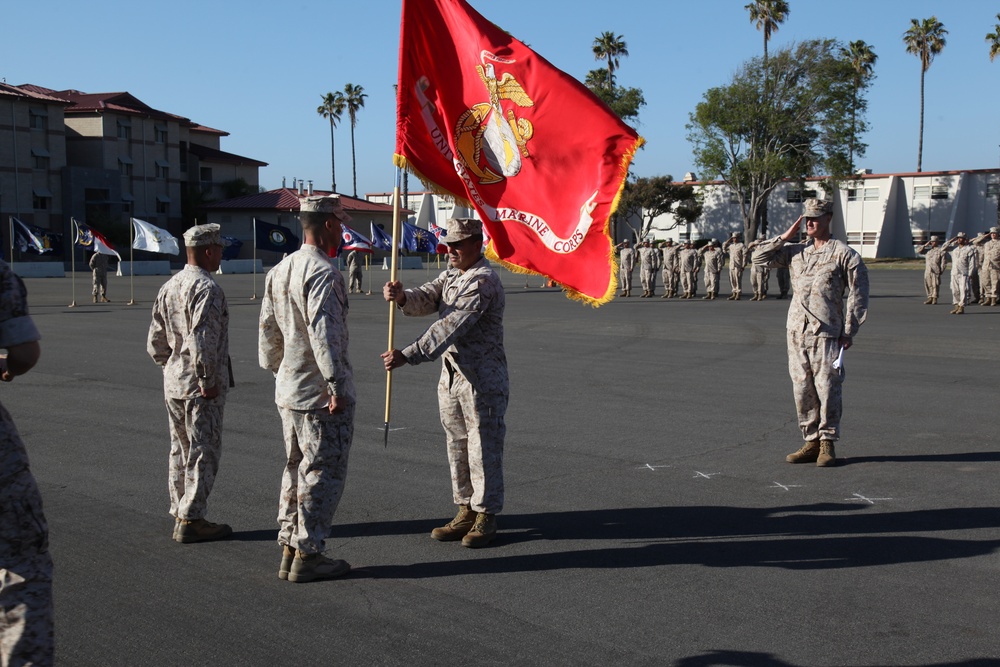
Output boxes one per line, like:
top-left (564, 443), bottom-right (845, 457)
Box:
top-left (255, 219), bottom-right (299, 254)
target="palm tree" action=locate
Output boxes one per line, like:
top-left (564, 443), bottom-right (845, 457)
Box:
top-left (841, 40), bottom-right (878, 167)
top-left (903, 17), bottom-right (947, 172)
top-left (343, 83), bottom-right (368, 198)
top-left (745, 0), bottom-right (790, 67)
top-left (987, 13), bottom-right (1000, 62)
top-left (317, 92), bottom-right (345, 192)
top-left (592, 32), bottom-right (628, 89)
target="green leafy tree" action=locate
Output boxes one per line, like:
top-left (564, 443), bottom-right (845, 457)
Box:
top-left (903, 17), bottom-right (947, 173)
top-left (986, 14), bottom-right (1000, 61)
top-left (616, 175), bottom-right (702, 240)
top-left (592, 31), bottom-right (628, 89)
top-left (841, 40), bottom-right (878, 167)
top-left (584, 70), bottom-right (646, 125)
top-left (343, 83), bottom-right (368, 198)
top-left (687, 40), bottom-right (866, 241)
top-left (745, 0), bottom-right (790, 67)
top-left (317, 91), bottom-right (345, 192)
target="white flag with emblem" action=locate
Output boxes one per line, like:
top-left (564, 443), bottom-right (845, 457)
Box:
top-left (131, 218), bottom-right (179, 255)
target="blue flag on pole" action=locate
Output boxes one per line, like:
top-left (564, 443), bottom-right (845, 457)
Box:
top-left (255, 219), bottom-right (299, 253)
top-left (12, 217), bottom-right (54, 254)
top-left (370, 223), bottom-right (394, 252)
top-left (403, 221), bottom-right (439, 253)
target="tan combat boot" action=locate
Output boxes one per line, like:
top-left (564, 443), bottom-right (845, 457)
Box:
top-left (956, 305), bottom-right (965, 314)
top-left (785, 441), bottom-right (820, 464)
top-left (92, 295), bottom-right (98, 303)
top-left (278, 545), bottom-right (295, 580)
top-left (176, 518), bottom-right (233, 543)
top-left (288, 552), bottom-right (350, 583)
top-left (816, 440), bottom-right (836, 467)
top-left (991, 297), bottom-right (997, 306)
top-left (931, 297), bottom-right (938, 305)
top-left (924, 297), bottom-right (933, 305)
top-left (462, 512), bottom-right (497, 548)
top-left (431, 505), bottom-right (477, 541)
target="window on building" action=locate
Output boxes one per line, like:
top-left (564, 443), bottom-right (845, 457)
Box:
top-left (200, 166), bottom-right (213, 183)
top-left (913, 185), bottom-right (931, 198)
top-left (117, 121), bottom-right (131, 140)
top-left (29, 109), bottom-right (47, 130)
top-left (155, 126), bottom-right (168, 143)
top-left (156, 195), bottom-right (171, 215)
top-left (119, 157), bottom-right (133, 176)
top-left (786, 189), bottom-right (817, 203)
top-left (179, 141), bottom-right (188, 172)
top-left (847, 187), bottom-right (879, 202)
top-left (156, 160), bottom-right (170, 179)
top-left (31, 148), bottom-right (50, 170)
top-left (121, 197), bottom-right (133, 214)
top-left (931, 185), bottom-right (949, 200)
top-left (987, 182), bottom-right (1000, 197)
top-left (32, 189), bottom-right (51, 210)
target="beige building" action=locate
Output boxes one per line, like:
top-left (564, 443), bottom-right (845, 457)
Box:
top-left (0, 83), bottom-right (70, 234)
top-left (2, 83), bottom-right (266, 260)
top-left (642, 169), bottom-right (1000, 258)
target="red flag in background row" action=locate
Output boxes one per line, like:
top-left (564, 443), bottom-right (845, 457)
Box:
top-left (395, 0), bottom-right (643, 305)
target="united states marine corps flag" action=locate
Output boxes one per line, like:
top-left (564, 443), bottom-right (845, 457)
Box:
top-left (395, 0), bottom-right (643, 305)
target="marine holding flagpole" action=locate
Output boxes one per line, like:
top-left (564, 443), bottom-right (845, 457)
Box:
top-left (382, 217), bottom-right (508, 548)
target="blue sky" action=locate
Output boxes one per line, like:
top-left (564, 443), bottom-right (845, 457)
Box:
top-left (4, 0), bottom-right (999, 196)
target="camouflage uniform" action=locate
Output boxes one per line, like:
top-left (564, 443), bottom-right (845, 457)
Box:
top-left (747, 240), bottom-right (770, 300)
top-left (259, 245), bottom-right (355, 556)
top-left (972, 234), bottom-right (1000, 303)
top-left (699, 244), bottom-right (725, 298)
top-left (973, 239), bottom-right (986, 302)
top-left (723, 238), bottom-right (747, 299)
top-left (917, 243), bottom-right (948, 302)
top-left (678, 246), bottom-right (699, 298)
top-left (637, 245), bottom-right (660, 296)
top-left (346, 250), bottom-right (363, 294)
top-left (148, 264), bottom-right (230, 522)
top-left (983, 240), bottom-right (1000, 302)
top-left (89, 252), bottom-right (108, 300)
top-left (0, 261), bottom-right (53, 667)
top-left (776, 267), bottom-right (791, 299)
top-left (753, 237), bottom-right (869, 443)
top-left (943, 240), bottom-right (978, 307)
top-left (618, 245), bottom-right (636, 295)
top-left (660, 244), bottom-right (680, 297)
top-left (398, 257), bottom-right (508, 515)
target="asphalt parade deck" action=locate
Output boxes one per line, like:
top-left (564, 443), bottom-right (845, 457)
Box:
top-left (8, 265), bottom-right (1000, 666)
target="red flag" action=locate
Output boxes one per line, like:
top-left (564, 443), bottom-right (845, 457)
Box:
top-left (395, 0), bottom-right (642, 305)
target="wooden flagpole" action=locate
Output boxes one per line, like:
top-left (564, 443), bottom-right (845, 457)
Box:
top-left (383, 169), bottom-right (403, 447)
top-left (251, 217), bottom-right (258, 299)
top-left (68, 218), bottom-right (77, 307)
top-left (127, 218), bottom-right (135, 305)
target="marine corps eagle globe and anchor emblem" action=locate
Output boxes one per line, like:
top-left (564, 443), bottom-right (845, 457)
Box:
top-left (455, 51), bottom-right (534, 185)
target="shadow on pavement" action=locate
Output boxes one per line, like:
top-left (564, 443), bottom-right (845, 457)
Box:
top-left (842, 452), bottom-right (1000, 465)
top-left (673, 650), bottom-right (1000, 667)
top-left (335, 504), bottom-right (1000, 578)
